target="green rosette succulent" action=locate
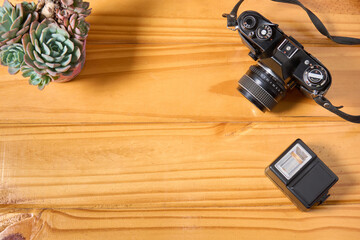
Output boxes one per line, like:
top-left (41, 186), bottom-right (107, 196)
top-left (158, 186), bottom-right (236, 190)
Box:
top-left (0, 43), bottom-right (25, 74)
top-left (62, 13), bottom-right (89, 40)
top-left (21, 64), bottom-right (51, 90)
top-left (22, 19), bottom-right (84, 79)
top-left (0, 0), bottom-right (38, 47)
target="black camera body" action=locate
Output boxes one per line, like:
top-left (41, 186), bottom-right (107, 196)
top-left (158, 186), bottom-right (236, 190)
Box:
top-left (235, 11), bottom-right (332, 112)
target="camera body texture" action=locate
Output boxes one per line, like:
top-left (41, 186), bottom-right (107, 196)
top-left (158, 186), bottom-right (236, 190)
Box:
top-left (236, 11), bottom-right (332, 112)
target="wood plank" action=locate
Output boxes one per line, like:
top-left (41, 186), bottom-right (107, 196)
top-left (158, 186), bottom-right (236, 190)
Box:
top-left (0, 206), bottom-right (360, 240)
top-left (85, 0), bottom-right (360, 44)
top-left (1, 0), bottom-right (360, 124)
top-left (0, 122), bottom-right (359, 208)
top-left (1, 43), bottom-right (360, 123)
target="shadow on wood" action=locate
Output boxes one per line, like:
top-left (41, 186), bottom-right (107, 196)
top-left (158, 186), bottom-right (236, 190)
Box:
top-left (70, 0), bottom-right (156, 90)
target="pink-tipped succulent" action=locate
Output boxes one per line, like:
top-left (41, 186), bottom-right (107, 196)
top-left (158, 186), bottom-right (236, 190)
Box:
top-left (61, 13), bottom-right (89, 40)
top-left (60, 0), bottom-right (73, 5)
top-left (56, 0), bottom-right (91, 24)
top-left (66, 0), bottom-right (91, 17)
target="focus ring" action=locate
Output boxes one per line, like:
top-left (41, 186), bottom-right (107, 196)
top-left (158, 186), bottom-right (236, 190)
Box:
top-left (239, 74), bottom-right (278, 111)
top-left (249, 65), bottom-right (286, 96)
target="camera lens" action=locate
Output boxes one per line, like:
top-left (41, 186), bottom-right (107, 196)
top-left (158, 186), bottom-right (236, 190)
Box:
top-left (238, 64), bottom-right (287, 112)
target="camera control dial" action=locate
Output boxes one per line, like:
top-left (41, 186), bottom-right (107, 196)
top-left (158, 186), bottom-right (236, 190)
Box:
top-left (303, 65), bottom-right (328, 88)
top-left (256, 25), bottom-right (273, 40)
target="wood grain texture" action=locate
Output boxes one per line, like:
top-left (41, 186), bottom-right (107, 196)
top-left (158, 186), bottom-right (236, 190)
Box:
top-left (1, 206), bottom-right (360, 240)
top-left (1, 0), bottom-right (360, 239)
top-left (0, 122), bottom-right (359, 208)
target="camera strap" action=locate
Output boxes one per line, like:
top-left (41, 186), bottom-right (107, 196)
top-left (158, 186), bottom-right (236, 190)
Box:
top-left (226, 0), bottom-right (360, 45)
top-left (224, 0), bottom-right (360, 123)
top-left (272, 0), bottom-right (360, 45)
top-left (314, 96), bottom-right (360, 123)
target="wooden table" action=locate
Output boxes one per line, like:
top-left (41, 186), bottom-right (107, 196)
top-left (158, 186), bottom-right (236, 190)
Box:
top-left (1, 0), bottom-right (360, 239)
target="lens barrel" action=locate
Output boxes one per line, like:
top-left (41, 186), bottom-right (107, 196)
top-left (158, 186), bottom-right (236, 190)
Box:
top-left (238, 64), bottom-right (287, 112)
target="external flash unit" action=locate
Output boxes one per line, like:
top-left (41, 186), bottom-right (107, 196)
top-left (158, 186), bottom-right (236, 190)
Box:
top-left (265, 139), bottom-right (339, 211)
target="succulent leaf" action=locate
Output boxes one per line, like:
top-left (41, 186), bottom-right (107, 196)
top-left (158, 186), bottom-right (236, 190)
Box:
top-left (0, 43), bottom-right (25, 74)
top-left (56, 0), bottom-right (91, 25)
top-left (69, 0), bottom-right (91, 17)
top-left (60, 13), bottom-right (89, 40)
top-left (0, 1), bottom-right (38, 47)
top-left (21, 64), bottom-right (57, 90)
top-left (61, 0), bottom-right (73, 6)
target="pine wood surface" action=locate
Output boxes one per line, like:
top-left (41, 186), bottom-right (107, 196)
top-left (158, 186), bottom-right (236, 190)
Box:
top-left (1, 206), bottom-right (360, 240)
top-left (1, 0), bottom-right (360, 239)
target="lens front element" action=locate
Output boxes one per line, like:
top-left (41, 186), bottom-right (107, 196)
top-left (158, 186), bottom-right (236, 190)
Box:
top-left (238, 64), bottom-right (286, 112)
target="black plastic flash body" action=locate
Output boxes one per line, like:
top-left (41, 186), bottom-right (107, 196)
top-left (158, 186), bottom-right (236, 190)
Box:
top-left (265, 139), bottom-right (338, 211)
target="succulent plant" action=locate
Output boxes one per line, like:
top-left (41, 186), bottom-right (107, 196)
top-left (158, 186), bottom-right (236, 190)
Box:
top-left (67, 0), bottom-right (91, 17)
top-left (22, 19), bottom-right (85, 79)
top-left (21, 64), bottom-right (52, 90)
top-left (0, 0), bottom-right (38, 47)
top-left (0, 43), bottom-right (25, 74)
top-left (60, 0), bottom-right (73, 6)
top-left (22, 1), bottom-right (37, 13)
top-left (56, 0), bottom-right (90, 23)
top-left (61, 13), bottom-right (89, 40)
top-left (0, 0), bottom-right (90, 90)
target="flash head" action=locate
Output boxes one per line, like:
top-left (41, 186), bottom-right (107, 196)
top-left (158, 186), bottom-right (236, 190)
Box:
top-left (265, 139), bottom-right (338, 211)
